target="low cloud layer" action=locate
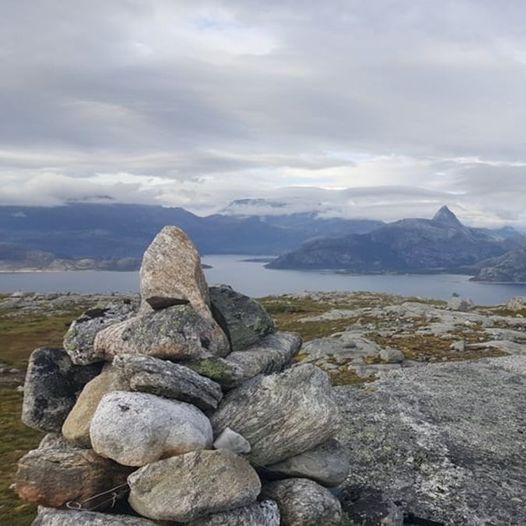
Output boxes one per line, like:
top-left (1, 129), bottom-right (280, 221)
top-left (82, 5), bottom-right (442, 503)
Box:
top-left (1, 1), bottom-right (525, 228)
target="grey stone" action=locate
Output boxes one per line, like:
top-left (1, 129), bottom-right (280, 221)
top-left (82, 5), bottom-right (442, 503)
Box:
top-left (447, 295), bottom-right (475, 312)
top-left (334, 355), bottom-right (526, 525)
top-left (213, 427), bottom-right (251, 455)
top-left (189, 500), bottom-right (280, 526)
top-left (450, 340), bottom-right (466, 352)
top-left (15, 439), bottom-right (131, 509)
top-left (128, 450), bottom-right (261, 522)
top-left (210, 285), bottom-right (275, 351)
top-left (211, 364), bottom-right (340, 465)
top-left (262, 478), bottom-right (342, 526)
top-left (113, 354), bottom-right (222, 413)
top-left (189, 331), bottom-right (301, 389)
top-left (22, 348), bottom-right (101, 433)
top-left (32, 508), bottom-right (158, 525)
top-left (94, 304), bottom-right (230, 362)
top-left (379, 347), bottom-right (405, 363)
top-left (506, 296), bottom-right (526, 311)
top-left (90, 391), bottom-right (213, 466)
top-left (264, 439), bottom-right (349, 487)
top-left (63, 301), bottom-right (136, 365)
top-left (140, 226), bottom-right (211, 316)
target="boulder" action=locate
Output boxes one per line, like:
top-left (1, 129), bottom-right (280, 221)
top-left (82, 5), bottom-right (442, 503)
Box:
top-left (33, 508), bottom-right (158, 525)
top-left (506, 296), bottom-right (526, 311)
top-left (128, 449), bottom-right (261, 522)
top-left (213, 427), bottom-right (251, 455)
top-left (113, 354), bottom-right (222, 413)
top-left (62, 366), bottom-right (128, 447)
top-left (262, 478), bottom-right (342, 526)
top-left (90, 391), bottom-right (213, 466)
top-left (140, 226), bottom-right (210, 315)
top-left (22, 348), bottom-right (101, 432)
top-left (15, 440), bottom-right (131, 509)
top-left (93, 305), bottom-right (230, 362)
top-left (211, 364), bottom-right (340, 465)
top-left (189, 500), bottom-right (280, 526)
top-left (379, 348), bottom-right (405, 364)
top-left (447, 295), bottom-right (475, 312)
top-left (63, 301), bottom-right (137, 365)
top-left (263, 439), bottom-right (349, 487)
top-left (189, 332), bottom-right (301, 389)
top-left (210, 285), bottom-right (275, 351)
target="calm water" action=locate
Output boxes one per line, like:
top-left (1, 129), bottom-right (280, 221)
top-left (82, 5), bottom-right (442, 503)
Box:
top-left (0, 255), bottom-right (525, 305)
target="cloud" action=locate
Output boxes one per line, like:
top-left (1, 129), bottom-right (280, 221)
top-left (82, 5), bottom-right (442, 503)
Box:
top-left (0, 0), bottom-right (525, 227)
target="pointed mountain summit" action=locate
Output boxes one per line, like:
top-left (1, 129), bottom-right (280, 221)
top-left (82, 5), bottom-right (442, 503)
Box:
top-left (432, 206), bottom-right (463, 228)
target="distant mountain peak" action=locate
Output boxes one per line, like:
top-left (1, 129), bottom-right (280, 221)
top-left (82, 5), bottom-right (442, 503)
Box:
top-left (432, 206), bottom-right (463, 227)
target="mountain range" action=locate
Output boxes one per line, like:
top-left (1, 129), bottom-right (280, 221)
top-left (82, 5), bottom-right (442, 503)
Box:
top-left (0, 203), bottom-right (381, 270)
top-left (268, 206), bottom-right (526, 280)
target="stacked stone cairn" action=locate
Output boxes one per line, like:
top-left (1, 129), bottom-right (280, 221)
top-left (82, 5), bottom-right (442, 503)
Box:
top-left (15, 226), bottom-right (348, 526)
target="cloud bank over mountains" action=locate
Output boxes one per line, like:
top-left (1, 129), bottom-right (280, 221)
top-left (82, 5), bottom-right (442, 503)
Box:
top-left (1, 0), bottom-right (526, 227)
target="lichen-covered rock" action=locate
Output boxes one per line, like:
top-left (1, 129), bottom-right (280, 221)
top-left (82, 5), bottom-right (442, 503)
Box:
top-left (113, 354), bottom-right (222, 413)
top-left (128, 450), bottom-right (261, 522)
top-left (211, 364), bottom-right (340, 465)
top-left (93, 305), bottom-right (230, 362)
top-left (15, 439), bottom-right (131, 509)
top-left (264, 439), bottom-right (349, 487)
top-left (447, 295), bottom-right (474, 312)
top-left (210, 285), bottom-right (275, 351)
top-left (140, 226), bottom-right (211, 314)
top-left (90, 391), bottom-right (213, 466)
top-left (63, 301), bottom-right (137, 365)
top-left (262, 478), bottom-right (342, 526)
top-left (22, 348), bottom-right (101, 432)
top-left (213, 427), bottom-right (251, 455)
top-left (33, 508), bottom-right (158, 525)
top-left (189, 500), bottom-right (280, 526)
top-left (189, 332), bottom-right (301, 389)
top-left (62, 366), bottom-right (128, 447)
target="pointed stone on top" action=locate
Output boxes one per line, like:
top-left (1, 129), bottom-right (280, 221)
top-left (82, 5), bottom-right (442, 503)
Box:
top-left (140, 226), bottom-right (210, 314)
top-left (432, 205), bottom-right (463, 228)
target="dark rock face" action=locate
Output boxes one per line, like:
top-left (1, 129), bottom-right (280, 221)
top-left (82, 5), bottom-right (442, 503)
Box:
top-left (334, 356), bottom-right (526, 525)
top-left (474, 246), bottom-right (526, 283)
top-left (268, 207), bottom-right (523, 273)
top-left (210, 285), bottom-right (275, 351)
top-left (22, 348), bottom-right (101, 432)
top-left (262, 478), bottom-right (342, 526)
top-left (15, 438), bottom-right (131, 509)
top-left (188, 331), bottom-right (301, 389)
top-left (63, 301), bottom-right (137, 365)
top-left (211, 364), bottom-right (340, 465)
top-left (114, 354), bottom-right (223, 413)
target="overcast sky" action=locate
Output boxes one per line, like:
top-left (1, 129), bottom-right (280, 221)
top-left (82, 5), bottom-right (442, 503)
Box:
top-left (1, 0), bottom-right (526, 227)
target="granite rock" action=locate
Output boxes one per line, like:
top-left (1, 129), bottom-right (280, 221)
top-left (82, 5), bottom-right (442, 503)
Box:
top-left (188, 500), bottom-right (280, 526)
top-left (32, 508), bottom-right (158, 525)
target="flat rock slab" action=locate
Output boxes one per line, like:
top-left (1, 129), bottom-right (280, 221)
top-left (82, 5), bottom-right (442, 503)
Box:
top-left (335, 355), bottom-right (526, 526)
top-left (128, 449), bottom-right (261, 522)
top-left (94, 305), bottom-right (230, 362)
top-left (210, 285), bottom-right (275, 351)
top-left (33, 508), bottom-right (158, 525)
top-left (262, 478), bottom-right (342, 526)
top-left (114, 354), bottom-right (222, 413)
top-left (211, 364), bottom-right (340, 465)
top-left (188, 500), bottom-right (280, 526)
top-left (63, 301), bottom-right (137, 365)
top-left (90, 391), bottom-right (213, 466)
top-left (140, 226), bottom-right (211, 315)
top-left (22, 347), bottom-right (101, 432)
top-left (15, 439), bottom-right (131, 509)
top-left (189, 331), bottom-right (301, 389)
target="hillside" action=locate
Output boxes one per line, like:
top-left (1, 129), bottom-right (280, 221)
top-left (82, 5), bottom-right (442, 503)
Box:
top-left (268, 206), bottom-right (524, 275)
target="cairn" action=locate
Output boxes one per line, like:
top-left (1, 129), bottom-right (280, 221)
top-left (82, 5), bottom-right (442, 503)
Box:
top-left (15, 226), bottom-right (348, 526)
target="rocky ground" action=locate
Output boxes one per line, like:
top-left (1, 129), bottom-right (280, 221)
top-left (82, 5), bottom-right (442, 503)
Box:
top-left (1, 288), bottom-right (526, 525)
